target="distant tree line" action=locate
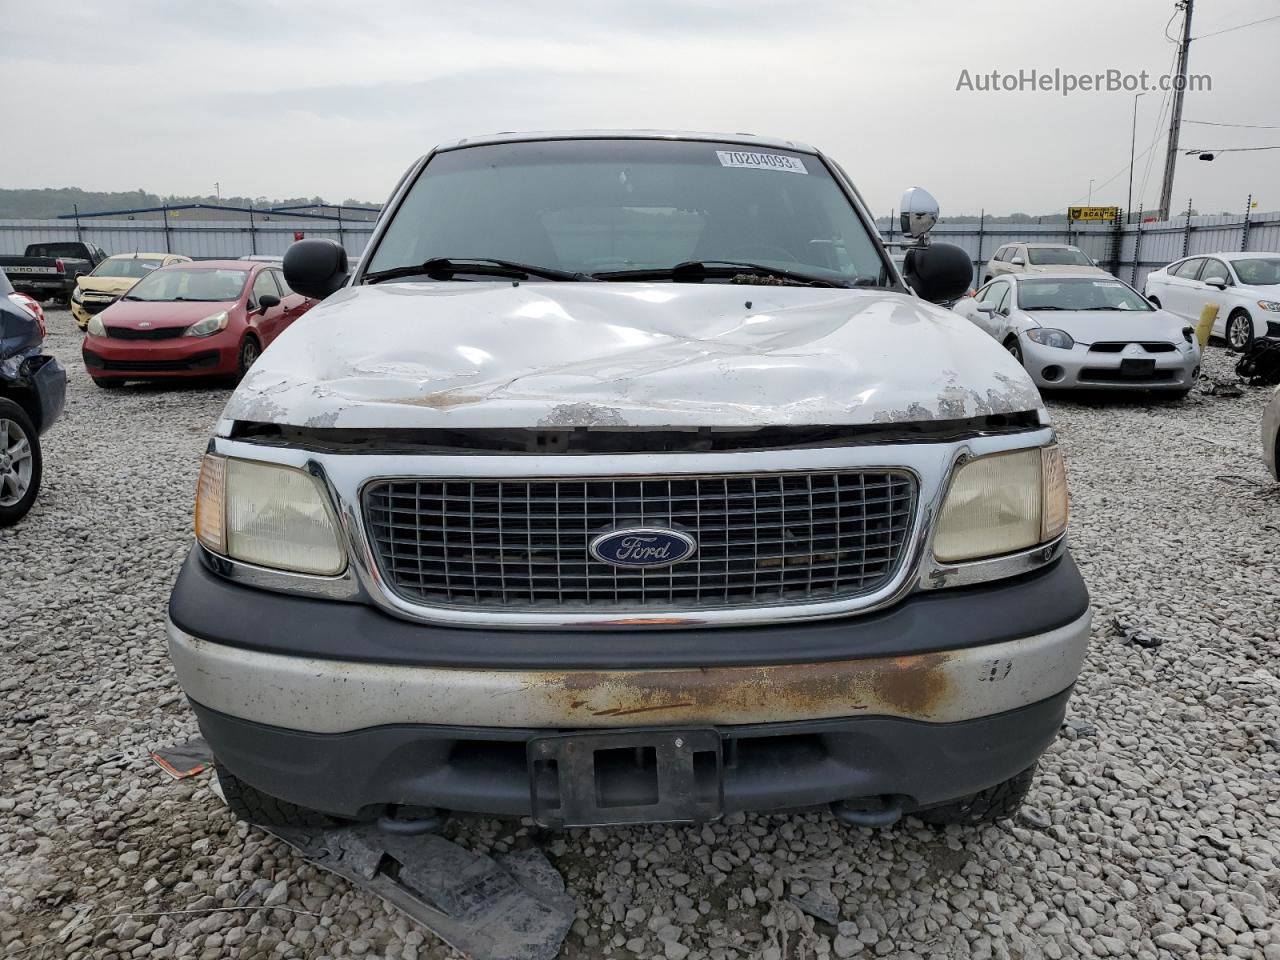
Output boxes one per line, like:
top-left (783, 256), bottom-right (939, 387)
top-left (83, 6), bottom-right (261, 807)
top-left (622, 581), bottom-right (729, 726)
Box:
top-left (0, 187), bottom-right (381, 220)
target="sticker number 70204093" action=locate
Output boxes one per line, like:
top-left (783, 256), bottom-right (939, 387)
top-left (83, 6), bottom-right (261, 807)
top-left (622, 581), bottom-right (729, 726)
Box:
top-left (715, 151), bottom-right (808, 174)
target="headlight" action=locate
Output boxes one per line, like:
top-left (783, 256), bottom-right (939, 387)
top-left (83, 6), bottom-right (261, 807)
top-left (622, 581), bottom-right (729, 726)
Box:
top-left (933, 446), bottom-right (1068, 564)
top-left (72, 286), bottom-right (83, 304)
top-left (87, 314), bottom-right (106, 337)
top-left (184, 310), bottom-right (229, 337)
top-left (1025, 328), bottom-right (1075, 349)
top-left (1257, 300), bottom-right (1280, 313)
top-left (195, 454), bottom-right (346, 575)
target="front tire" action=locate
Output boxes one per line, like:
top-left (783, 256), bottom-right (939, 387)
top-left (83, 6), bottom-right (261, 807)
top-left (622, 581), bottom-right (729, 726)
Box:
top-left (1226, 310), bottom-right (1255, 353)
top-left (216, 766), bottom-right (337, 829)
top-left (233, 335), bottom-right (261, 383)
top-left (0, 399), bottom-right (42, 527)
top-left (917, 764), bottom-right (1037, 826)
top-left (1004, 336), bottom-right (1024, 365)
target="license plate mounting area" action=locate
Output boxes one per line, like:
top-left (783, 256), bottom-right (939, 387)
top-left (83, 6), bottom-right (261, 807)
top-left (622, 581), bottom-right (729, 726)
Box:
top-left (527, 728), bottom-right (723, 828)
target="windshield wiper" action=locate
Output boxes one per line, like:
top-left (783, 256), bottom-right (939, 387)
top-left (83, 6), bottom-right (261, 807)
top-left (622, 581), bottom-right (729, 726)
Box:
top-left (592, 260), bottom-right (855, 288)
top-left (363, 257), bottom-right (592, 284)
top-left (1025, 306), bottom-right (1066, 311)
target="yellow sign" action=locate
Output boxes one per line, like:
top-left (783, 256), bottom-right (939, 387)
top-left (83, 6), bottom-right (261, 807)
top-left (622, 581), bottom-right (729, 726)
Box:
top-left (1068, 206), bottom-right (1120, 221)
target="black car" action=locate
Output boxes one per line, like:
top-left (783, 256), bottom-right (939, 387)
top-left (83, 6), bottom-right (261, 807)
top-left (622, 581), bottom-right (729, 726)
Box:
top-left (0, 271), bottom-right (66, 525)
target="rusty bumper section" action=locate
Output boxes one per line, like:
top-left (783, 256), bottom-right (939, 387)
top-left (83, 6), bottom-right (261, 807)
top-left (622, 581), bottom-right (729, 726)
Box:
top-left (168, 611), bottom-right (1090, 733)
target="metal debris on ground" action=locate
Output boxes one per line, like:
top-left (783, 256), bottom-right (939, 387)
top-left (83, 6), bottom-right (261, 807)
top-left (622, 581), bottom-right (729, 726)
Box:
top-left (262, 823), bottom-right (575, 960)
top-left (1198, 377), bottom-right (1243, 398)
top-left (1060, 719), bottom-right (1098, 738)
top-left (1108, 616), bottom-right (1165, 649)
top-left (149, 736), bottom-right (214, 779)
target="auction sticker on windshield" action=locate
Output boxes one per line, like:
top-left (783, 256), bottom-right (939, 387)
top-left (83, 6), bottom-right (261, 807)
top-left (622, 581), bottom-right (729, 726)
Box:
top-left (716, 151), bottom-right (808, 174)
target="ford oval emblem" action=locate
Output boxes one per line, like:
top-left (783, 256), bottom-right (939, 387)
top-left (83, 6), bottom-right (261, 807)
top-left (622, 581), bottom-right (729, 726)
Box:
top-left (590, 527), bottom-right (697, 569)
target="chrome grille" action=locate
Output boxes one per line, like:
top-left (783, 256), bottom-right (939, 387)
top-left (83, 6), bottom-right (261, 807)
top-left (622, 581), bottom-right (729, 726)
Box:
top-left (363, 471), bottom-right (916, 611)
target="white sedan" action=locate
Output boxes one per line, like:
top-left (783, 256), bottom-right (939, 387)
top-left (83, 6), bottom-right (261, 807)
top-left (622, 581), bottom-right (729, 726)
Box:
top-left (954, 273), bottom-right (1201, 396)
top-left (1143, 252), bottom-right (1280, 352)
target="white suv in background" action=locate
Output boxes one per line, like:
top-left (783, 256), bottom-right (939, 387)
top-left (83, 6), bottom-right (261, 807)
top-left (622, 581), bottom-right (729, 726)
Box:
top-left (1143, 252), bottom-right (1280, 352)
top-left (983, 244), bottom-right (1106, 284)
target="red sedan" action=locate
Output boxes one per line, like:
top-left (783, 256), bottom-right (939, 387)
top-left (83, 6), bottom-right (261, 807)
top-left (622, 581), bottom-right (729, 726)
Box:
top-left (81, 260), bottom-right (316, 388)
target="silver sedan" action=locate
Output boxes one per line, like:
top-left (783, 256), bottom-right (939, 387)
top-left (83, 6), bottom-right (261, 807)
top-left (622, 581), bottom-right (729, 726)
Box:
top-left (953, 273), bottom-right (1201, 396)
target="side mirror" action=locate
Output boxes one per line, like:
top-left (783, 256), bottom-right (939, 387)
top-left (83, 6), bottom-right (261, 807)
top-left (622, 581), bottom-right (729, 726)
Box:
top-left (257, 294), bottom-right (281, 313)
top-left (1010, 256), bottom-right (1025, 266)
top-left (899, 187), bottom-right (939, 239)
top-left (976, 302), bottom-right (998, 314)
top-left (283, 239), bottom-right (348, 301)
top-left (904, 242), bottom-right (973, 305)
top-left (1204, 277), bottom-right (1227, 289)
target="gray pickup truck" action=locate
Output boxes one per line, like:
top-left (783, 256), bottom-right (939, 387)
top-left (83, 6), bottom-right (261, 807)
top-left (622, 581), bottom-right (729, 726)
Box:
top-left (168, 131), bottom-right (1090, 833)
top-left (0, 241), bottom-right (107, 304)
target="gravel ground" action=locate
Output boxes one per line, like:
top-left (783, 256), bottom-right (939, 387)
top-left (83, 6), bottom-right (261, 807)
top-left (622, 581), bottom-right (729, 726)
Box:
top-left (3, 308), bottom-right (1278, 960)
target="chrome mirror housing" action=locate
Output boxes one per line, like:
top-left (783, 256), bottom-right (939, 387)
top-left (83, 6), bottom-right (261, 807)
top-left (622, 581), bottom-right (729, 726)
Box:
top-left (900, 187), bottom-right (939, 239)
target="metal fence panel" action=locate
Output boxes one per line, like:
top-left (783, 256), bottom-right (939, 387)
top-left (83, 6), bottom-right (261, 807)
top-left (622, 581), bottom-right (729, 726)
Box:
top-left (4, 209), bottom-right (1278, 291)
top-left (0, 218), bottom-right (373, 259)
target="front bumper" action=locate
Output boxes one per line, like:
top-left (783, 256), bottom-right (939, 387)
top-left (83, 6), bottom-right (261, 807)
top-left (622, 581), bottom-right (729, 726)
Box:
top-left (1021, 338), bottom-right (1199, 391)
top-left (82, 333), bottom-right (235, 378)
top-left (168, 550), bottom-right (1091, 820)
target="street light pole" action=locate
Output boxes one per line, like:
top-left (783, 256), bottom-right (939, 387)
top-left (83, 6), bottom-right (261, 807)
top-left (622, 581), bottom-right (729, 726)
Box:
top-left (1127, 91), bottom-right (1146, 221)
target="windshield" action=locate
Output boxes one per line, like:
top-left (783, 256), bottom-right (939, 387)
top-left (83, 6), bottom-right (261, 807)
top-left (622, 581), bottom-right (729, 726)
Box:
top-left (125, 267), bottom-right (249, 302)
top-left (1230, 257), bottom-right (1280, 286)
top-left (91, 257), bottom-right (164, 279)
top-left (26, 243), bottom-right (90, 259)
top-left (1019, 278), bottom-right (1152, 311)
top-left (367, 139), bottom-right (886, 285)
top-left (1027, 248), bottom-right (1092, 266)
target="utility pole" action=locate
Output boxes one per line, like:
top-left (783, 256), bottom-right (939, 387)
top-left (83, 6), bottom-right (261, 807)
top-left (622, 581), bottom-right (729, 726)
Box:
top-left (1158, 0), bottom-right (1194, 220)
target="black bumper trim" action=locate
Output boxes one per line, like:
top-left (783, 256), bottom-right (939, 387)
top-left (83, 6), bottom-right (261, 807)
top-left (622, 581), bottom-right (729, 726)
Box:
top-left (169, 548), bottom-right (1089, 670)
top-left (192, 687), bottom-right (1074, 820)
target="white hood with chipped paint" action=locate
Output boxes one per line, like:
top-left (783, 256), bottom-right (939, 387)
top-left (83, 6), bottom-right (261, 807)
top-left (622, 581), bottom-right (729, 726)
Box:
top-left (222, 282), bottom-right (1044, 429)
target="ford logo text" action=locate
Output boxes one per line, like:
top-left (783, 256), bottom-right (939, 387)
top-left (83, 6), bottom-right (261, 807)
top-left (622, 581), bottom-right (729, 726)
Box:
top-left (589, 528), bottom-right (697, 569)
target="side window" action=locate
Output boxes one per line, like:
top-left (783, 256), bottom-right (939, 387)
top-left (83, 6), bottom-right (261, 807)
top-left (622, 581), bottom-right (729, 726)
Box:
top-left (252, 270), bottom-right (280, 304)
top-left (992, 247), bottom-right (1007, 262)
top-left (1200, 258), bottom-right (1229, 284)
top-left (1172, 258), bottom-right (1204, 279)
top-left (1009, 246), bottom-right (1025, 263)
top-left (975, 283), bottom-right (996, 303)
top-left (993, 282), bottom-right (1011, 313)
top-left (272, 269), bottom-right (293, 296)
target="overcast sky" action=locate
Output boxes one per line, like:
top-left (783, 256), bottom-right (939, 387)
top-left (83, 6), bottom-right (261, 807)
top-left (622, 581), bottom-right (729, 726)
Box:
top-left (3, 0), bottom-right (1278, 217)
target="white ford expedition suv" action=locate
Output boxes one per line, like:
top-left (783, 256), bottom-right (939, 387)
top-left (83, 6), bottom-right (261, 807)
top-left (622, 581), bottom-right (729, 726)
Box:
top-left (169, 131), bottom-right (1090, 831)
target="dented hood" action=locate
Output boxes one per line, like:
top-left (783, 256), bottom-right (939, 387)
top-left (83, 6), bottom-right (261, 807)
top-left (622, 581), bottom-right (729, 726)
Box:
top-left (223, 282), bottom-right (1043, 429)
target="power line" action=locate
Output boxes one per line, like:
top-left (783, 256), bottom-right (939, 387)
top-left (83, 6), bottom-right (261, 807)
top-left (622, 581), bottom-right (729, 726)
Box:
top-left (1183, 145), bottom-right (1280, 153)
top-left (1193, 12), bottom-right (1280, 40)
top-left (1184, 119), bottom-right (1280, 130)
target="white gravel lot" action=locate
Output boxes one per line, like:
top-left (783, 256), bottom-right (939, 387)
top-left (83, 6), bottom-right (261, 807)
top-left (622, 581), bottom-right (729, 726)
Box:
top-left (2, 308), bottom-right (1278, 960)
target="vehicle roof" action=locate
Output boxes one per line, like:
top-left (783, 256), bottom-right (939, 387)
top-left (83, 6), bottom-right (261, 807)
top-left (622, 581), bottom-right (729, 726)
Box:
top-left (1018, 243), bottom-right (1082, 249)
top-left (1005, 271), bottom-right (1128, 283)
top-left (1220, 251), bottom-right (1280, 260)
top-left (169, 259), bottom-right (259, 270)
top-left (103, 252), bottom-right (175, 260)
top-left (436, 129), bottom-right (820, 155)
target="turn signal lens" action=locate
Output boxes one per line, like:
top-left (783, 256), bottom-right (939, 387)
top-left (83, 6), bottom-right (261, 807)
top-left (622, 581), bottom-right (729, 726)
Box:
top-left (1041, 444), bottom-right (1069, 541)
top-left (194, 454), bottom-right (227, 554)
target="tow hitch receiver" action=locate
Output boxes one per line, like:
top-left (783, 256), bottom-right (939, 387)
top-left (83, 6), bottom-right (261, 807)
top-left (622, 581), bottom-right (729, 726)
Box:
top-left (528, 728), bottom-right (723, 828)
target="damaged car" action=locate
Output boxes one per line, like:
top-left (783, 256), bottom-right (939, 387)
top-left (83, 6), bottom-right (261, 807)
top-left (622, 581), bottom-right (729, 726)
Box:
top-left (0, 270), bottom-right (66, 525)
top-left (168, 131), bottom-right (1091, 832)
